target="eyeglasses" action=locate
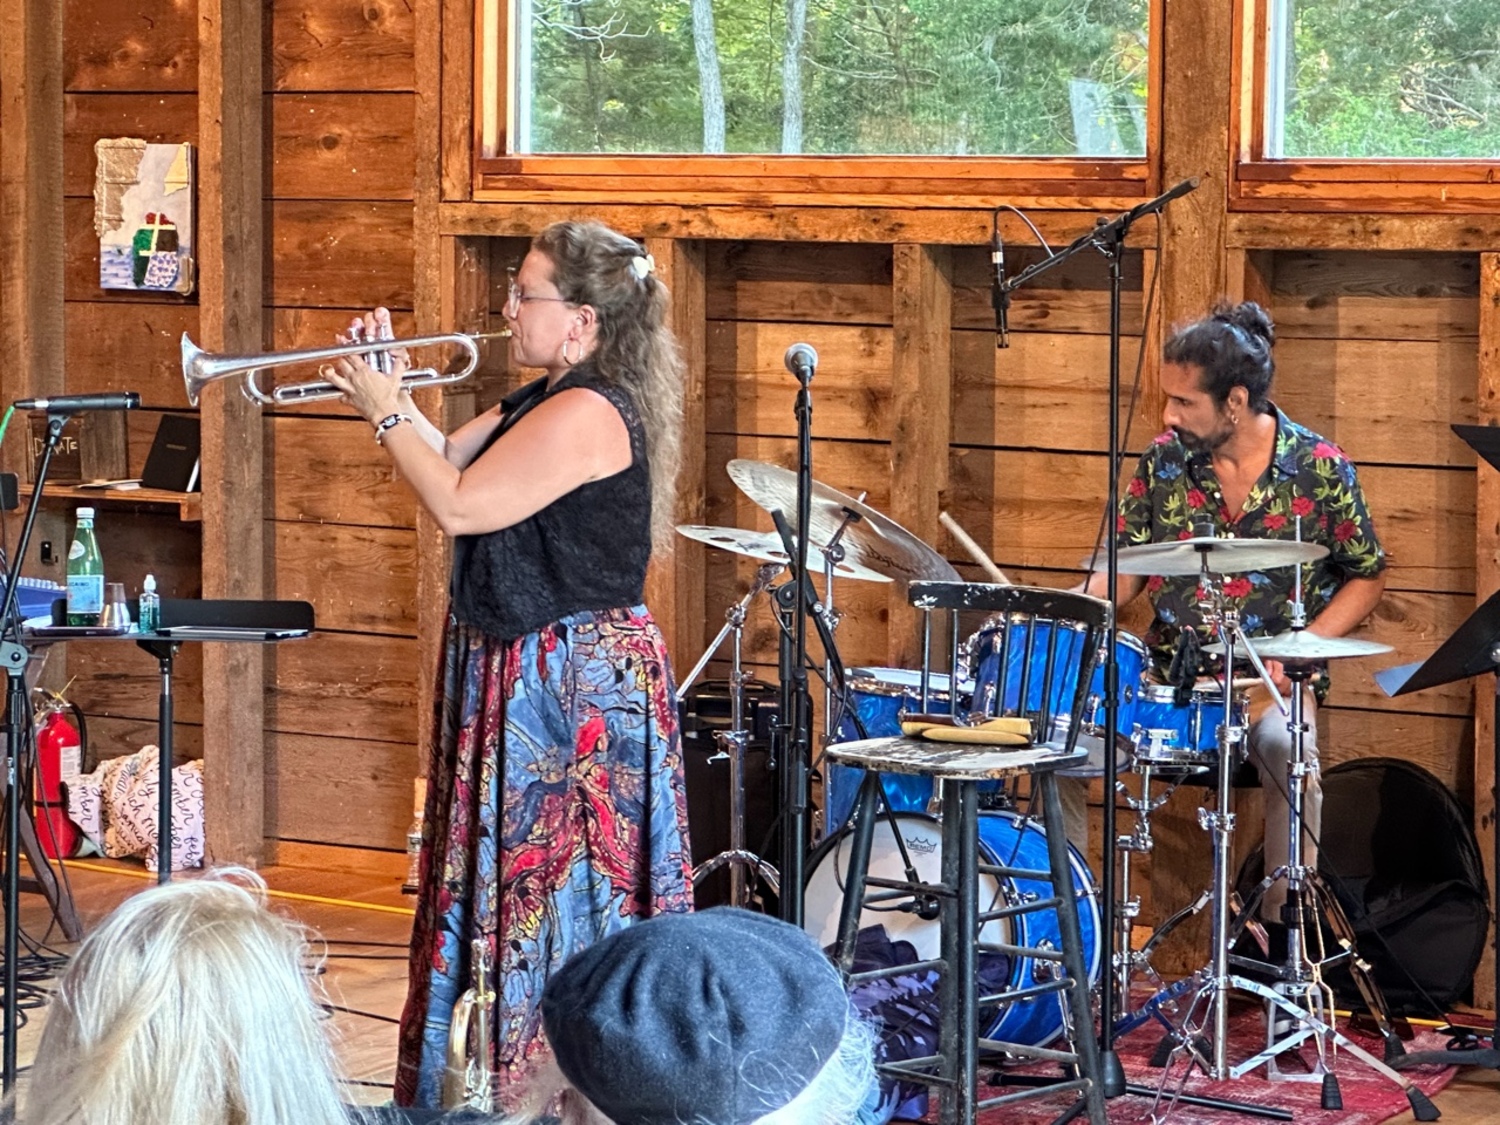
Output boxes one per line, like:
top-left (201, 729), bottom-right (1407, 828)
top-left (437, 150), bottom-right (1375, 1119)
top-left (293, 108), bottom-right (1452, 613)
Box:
top-left (505, 269), bottom-right (571, 315)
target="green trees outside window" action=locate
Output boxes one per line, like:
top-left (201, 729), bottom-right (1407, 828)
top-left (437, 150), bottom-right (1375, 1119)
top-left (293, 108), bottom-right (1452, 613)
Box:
top-left (516, 0), bottom-right (1149, 156)
top-left (1271, 0), bottom-right (1500, 158)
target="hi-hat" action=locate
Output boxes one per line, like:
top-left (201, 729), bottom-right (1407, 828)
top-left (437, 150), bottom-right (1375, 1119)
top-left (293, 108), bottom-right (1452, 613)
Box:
top-left (1113, 536), bottom-right (1329, 576)
top-left (1203, 629), bottom-right (1393, 663)
top-left (675, 524), bottom-right (893, 583)
top-left (726, 460), bottom-right (959, 584)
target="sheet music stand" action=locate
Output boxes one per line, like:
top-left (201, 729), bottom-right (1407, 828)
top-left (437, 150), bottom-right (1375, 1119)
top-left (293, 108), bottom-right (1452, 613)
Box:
top-left (1375, 421), bottom-right (1500, 1067)
top-left (26, 598), bottom-right (313, 886)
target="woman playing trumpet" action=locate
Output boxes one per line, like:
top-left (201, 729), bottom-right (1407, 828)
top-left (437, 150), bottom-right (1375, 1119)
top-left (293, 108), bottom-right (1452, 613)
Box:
top-left (322, 220), bottom-right (695, 1111)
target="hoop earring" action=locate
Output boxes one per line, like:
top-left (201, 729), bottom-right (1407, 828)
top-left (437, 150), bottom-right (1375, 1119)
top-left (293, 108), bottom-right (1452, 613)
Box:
top-left (561, 338), bottom-right (579, 367)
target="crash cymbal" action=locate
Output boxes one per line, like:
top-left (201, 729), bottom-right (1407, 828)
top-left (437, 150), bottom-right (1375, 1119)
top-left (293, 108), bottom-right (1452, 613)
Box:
top-left (675, 524), bottom-right (893, 583)
top-left (726, 460), bottom-right (959, 584)
top-left (1202, 630), bottom-right (1393, 663)
top-left (1113, 536), bottom-right (1329, 576)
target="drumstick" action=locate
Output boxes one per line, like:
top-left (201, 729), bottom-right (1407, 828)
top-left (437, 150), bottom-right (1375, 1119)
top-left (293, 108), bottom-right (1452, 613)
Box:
top-left (939, 511), bottom-right (1011, 585)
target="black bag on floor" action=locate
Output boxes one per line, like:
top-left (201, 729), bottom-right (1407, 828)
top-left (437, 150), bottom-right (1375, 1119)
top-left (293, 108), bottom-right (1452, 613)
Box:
top-left (1239, 757), bottom-right (1488, 1015)
top-left (1318, 757), bottom-right (1489, 1014)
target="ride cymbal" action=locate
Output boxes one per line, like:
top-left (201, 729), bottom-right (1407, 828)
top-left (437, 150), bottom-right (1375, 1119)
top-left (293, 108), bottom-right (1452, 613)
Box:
top-left (1202, 629), bottom-right (1393, 663)
top-left (1113, 537), bottom-right (1329, 576)
top-left (725, 459), bottom-right (958, 584)
top-left (675, 524), bottom-right (893, 583)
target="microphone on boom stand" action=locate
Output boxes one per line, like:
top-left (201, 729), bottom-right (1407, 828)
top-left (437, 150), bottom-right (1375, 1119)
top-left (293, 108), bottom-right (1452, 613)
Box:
top-left (991, 230), bottom-right (1010, 349)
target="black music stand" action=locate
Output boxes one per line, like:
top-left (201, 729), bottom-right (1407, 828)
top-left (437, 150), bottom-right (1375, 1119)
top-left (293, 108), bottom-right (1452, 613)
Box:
top-left (26, 597), bottom-right (313, 886)
top-left (1373, 421), bottom-right (1500, 1068)
top-left (146, 597), bottom-right (313, 885)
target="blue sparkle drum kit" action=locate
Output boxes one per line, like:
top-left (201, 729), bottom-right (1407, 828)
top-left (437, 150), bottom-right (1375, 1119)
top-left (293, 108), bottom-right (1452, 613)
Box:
top-left (675, 460), bottom-right (1410, 1104)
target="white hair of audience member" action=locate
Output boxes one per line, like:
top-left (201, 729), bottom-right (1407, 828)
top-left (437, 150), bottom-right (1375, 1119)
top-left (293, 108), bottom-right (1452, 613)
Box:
top-left (16, 868), bottom-right (352, 1125)
top-left (502, 1015), bottom-right (878, 1125)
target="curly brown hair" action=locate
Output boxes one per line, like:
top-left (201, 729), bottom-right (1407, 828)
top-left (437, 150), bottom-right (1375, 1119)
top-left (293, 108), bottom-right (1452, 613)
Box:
top-left (533, 221), bottom-right (686, 549)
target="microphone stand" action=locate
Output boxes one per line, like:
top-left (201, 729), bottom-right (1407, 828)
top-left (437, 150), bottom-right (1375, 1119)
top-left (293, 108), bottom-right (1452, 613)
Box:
top-left (997, 178), bottom-right (1200, 1099)
top-left (0, 411), bottom-right (71, 1090)
top-left (775, 370), bottom-right (816, 928)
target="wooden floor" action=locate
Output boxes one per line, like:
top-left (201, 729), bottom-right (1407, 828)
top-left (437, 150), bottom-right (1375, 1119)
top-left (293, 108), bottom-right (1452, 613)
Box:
top-left (6, 854), bottom-right (1500, 1121)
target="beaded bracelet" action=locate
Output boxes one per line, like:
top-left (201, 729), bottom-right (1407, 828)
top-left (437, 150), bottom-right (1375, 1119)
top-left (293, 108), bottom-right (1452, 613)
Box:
top-left (374, 412), bottom-right (413, 444)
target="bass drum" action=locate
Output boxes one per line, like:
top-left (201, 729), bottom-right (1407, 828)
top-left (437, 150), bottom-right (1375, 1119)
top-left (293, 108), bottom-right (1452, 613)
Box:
top-left (805, 811), bottom-right (1100, 1048)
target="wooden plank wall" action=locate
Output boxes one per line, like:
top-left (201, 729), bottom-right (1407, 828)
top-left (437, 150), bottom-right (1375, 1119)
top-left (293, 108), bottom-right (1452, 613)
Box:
top-left (14, 6), bottom-right (1493, 991)
top-left (47, 0), bottom-right (425, 854)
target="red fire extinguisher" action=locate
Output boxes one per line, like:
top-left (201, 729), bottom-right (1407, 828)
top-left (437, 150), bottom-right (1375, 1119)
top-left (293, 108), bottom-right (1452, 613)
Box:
top-left (34, 693), bottom-right (83, 859)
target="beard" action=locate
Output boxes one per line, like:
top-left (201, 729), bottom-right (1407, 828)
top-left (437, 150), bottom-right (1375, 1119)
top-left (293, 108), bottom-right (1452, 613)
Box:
top-left (1174, 418), bottom-right (1234, 454)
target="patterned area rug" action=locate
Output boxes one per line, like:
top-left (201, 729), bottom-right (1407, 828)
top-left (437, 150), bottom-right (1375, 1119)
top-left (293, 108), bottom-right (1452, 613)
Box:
top-left (910, 999), bottom-right (1459, 1125)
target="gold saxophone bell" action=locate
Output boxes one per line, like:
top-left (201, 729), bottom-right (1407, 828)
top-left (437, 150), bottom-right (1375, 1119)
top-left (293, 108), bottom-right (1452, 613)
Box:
top-left (180, 327), bottom-right (511, 407)
top-left (442, 938), bottom-right (495, 1111)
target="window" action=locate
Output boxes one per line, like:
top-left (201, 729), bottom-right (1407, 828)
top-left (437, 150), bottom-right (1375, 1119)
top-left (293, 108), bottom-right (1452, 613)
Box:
top-left (1236, 0), bottom-right (1500, 211)
top-left (508, 0), bottom-right (1148, 157)
top-left (1266, 0), bottom-right (1500, 159)
top-left (475, 0), bottom-right (1158, 203)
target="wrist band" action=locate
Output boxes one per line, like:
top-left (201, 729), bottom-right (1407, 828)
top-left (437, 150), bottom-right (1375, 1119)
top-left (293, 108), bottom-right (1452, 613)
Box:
top-left (374, 412), bottom-right (412, 443)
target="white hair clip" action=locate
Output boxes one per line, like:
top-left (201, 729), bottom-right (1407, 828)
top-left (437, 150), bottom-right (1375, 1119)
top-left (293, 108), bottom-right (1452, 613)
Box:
top-left (629, 253), bottom-right (656, 281)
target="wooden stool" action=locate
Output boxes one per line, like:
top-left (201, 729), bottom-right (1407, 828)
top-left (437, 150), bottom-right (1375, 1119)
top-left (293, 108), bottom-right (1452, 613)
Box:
top-left (826, 584), bottom-right (1109, 1125)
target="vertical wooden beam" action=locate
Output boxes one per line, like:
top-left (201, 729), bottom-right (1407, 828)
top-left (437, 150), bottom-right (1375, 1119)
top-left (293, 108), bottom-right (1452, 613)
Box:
top-left (1145, 0), bottom-right (1236, 975)
top-left (442, 0), bottom-right (476, 201)
top-left (1475, 252), bottom-right (1500, 1009)
top-left (644, 238), bottom-right (708, 672)
top-left (198, 0), bottom-right (265, 864)
top-left (1158, 0), bottom-right (1234, 328)
top-left (1226, 248), bottom-right (1274, 309)
top-left (0, 0), bottom-right (64, 413)
top-left (888, 243), bottom-right (952, 668)
top-left (412, 237), bottom-right (490, 772)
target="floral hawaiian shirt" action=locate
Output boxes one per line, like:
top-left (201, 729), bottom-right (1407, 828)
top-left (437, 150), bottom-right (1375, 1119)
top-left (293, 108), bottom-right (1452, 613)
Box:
top-left (1117, 405), bottom-right (1385, 697)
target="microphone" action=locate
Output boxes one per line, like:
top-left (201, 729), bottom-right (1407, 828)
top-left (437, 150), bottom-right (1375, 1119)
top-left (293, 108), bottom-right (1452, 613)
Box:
top-left (991, 229), bottom-right (1010, 349)
top-left (14, 392), bottom-right (141, 413)
top-left (783, 342), bottom-right (817, 385)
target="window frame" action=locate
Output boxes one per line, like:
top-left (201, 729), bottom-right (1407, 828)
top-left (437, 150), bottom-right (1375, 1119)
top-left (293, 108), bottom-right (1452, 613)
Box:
top-left (1232, 0), bottom-right (1500, 213)
top-left (471, 0), bottom-right (1165, 206)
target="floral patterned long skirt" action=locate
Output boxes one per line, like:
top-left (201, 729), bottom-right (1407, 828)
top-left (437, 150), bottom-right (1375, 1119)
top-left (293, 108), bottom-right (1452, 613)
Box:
top-left (394, 605), bottom-right (694, 1109)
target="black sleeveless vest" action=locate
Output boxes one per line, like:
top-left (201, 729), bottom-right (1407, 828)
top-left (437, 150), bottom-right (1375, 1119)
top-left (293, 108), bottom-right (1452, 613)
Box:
top-left (449, 362), bottom-right (653, 641)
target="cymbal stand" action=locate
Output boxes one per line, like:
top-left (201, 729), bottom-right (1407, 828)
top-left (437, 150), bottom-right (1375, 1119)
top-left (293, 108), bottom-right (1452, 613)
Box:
top-left (676, 562), bottom-right (784, 907)
top-left (1153, 572), bottom-right (1438, 1120)
top-left (817, 506), bottom-right (860, 743)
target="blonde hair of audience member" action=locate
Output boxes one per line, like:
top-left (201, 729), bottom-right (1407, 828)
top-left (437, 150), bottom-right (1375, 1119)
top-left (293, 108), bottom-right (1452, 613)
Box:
top-left (18, 869), bottom-right (350, 1125)
top-left (501, 1016), bottom-right (877, 1125)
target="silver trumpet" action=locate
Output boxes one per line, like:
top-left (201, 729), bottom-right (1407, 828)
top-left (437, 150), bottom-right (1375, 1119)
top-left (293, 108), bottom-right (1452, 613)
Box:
top-left (180, 327), bottom-right (511, 407)
top-left (442, 938), bottom-right (495, 1111)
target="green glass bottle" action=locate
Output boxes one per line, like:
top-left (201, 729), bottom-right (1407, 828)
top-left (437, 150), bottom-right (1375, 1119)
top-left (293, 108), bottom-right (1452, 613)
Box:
top-left (66, 507), bottom-right (105, 626)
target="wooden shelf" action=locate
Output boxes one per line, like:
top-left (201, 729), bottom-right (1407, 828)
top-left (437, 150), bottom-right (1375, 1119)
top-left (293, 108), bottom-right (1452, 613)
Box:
top-left (20, 484), bottom-right (202, 522)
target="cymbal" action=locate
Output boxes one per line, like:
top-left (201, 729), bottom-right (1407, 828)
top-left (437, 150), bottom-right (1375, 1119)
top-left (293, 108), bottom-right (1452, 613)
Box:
top-left (725, 460), bottom-right (959, 584)
top-left (1202, 630), bottom-right (1393, 663)
top-left (675, 524), bottom-right (893, 583)
top-left (1113, 537), bottom-right (1329, 576)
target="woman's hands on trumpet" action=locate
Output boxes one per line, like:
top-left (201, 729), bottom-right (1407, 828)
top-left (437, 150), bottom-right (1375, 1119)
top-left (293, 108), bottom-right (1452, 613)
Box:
top-left (319, 307), bottom-right (412, 425)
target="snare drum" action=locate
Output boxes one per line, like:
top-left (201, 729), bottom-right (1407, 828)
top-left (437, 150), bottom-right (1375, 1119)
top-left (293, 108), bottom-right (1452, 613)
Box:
top-left (825, 667), bottom-right (975, 830)
top-left (968, 616), bottom-right (1147, 774)
top-left (1130, 683), bottom-right (1249, 772)
top-left (805, 811), bottom-right (1101, 1049)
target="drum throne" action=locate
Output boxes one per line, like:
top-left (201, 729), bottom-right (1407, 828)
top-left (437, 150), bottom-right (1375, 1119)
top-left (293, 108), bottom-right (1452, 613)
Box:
top-left (826, 583), bottom-right (1109, 1125)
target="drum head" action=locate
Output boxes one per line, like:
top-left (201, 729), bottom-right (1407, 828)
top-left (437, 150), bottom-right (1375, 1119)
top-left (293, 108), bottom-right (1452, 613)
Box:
top-left (848, 666), bottom-right (971, 701)
top-left (804, 814), bottom-right (1008, 960)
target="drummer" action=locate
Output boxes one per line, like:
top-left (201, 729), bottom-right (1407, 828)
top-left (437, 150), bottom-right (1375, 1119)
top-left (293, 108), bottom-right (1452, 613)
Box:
top-left (1083, 300), bottom-right (1385, 939)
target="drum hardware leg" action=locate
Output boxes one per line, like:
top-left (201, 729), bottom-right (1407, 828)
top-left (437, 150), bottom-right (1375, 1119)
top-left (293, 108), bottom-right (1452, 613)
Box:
top-left (676, 569), bottom-right (783, 907)
top-left (1153, 653), bottom-right (1439, 1117)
